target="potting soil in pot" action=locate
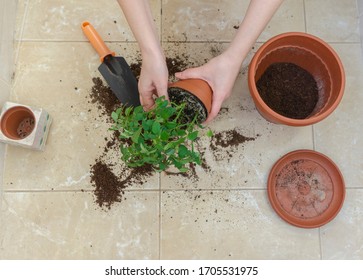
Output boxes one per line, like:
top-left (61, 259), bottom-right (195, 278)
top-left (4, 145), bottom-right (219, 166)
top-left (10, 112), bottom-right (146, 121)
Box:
top-left (168, 87), bottom-right (208, 124)
top-left (256, 62), bottom-right (319, 119)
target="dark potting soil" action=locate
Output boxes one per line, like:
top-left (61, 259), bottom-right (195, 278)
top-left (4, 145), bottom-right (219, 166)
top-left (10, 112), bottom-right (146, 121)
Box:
top-left (168, 87), bottom-right (207, 124)
top-left (90, 157), bottom-right (153, 210)
top-left (211, 130), bottom-right (256, 148)
top-left (88, 77), bottom-right (121, 120)
top-left (129, 55), bottom-right (192, 81)
top-left (210, 130), bottom-right (258, 161)
top-left (256, 62), bottom-right (319, 119)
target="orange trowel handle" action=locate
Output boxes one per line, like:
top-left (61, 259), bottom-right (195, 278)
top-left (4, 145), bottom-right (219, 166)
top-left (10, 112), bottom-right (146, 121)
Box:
top-left (81, 21), bottom-right (115, 62)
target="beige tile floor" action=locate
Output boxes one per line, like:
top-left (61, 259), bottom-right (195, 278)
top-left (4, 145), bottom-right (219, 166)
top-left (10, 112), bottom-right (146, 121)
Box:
top-left (0, 0), bottom-right (362, 260)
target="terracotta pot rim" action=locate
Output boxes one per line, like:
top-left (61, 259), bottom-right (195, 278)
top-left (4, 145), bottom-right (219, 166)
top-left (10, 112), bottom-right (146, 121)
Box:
top-left (267, 149), bottom-right (345, 228)
top-left (0, 106), bottom-right (36, 140)
top-left (168, 86), bottom-right (208, 121)
top-left (168, 79), bottom-right (213, 123)
top-left (249, 32), bottom-right (345, 126)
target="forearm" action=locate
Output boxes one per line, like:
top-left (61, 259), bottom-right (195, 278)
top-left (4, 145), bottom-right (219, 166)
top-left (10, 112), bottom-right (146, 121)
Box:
top-left (117, 0), bottom-right (163, 58)
top-left (226, 0), bottom-right (284, 66)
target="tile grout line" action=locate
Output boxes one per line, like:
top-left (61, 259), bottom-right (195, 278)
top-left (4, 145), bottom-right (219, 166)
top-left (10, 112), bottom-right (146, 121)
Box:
top-left (3, 185), bottom-right (362, 193)
top-left (14, 0), bottom-right (30, 65)
top-left (0, 76), bottom-right (11, 87)
top-left (13, 39), bottom-right (362, 45)
top-left (312, 125), bottom-right (316, 151)
top-left (303, 0), bottom-right (307, 33)
top-left (319, 227), bottom-right (324, 260)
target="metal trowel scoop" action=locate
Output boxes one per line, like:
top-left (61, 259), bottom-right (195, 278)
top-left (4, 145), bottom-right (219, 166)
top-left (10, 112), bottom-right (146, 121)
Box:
top-left (81, 21), bottom-right (141, 107)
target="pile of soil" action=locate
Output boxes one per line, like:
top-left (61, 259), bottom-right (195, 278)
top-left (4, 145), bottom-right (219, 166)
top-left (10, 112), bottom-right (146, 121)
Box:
top-left (256, 62), bottom-right (319, 119)
top-left (90, 158), bottom-right (153, 210)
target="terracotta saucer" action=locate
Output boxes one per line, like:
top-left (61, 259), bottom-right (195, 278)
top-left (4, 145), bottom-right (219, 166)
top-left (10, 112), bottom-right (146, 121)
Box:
top-left (268, 150), bottom-right (345, 228)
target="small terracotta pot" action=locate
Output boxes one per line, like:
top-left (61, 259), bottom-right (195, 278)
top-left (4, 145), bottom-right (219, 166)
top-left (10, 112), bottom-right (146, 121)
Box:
top-left (0, 106), bottom-right (36, 140)
top-left (248, 32), bottom-right (345, 126)
top-left (168, 79), bottom-right (213, 123)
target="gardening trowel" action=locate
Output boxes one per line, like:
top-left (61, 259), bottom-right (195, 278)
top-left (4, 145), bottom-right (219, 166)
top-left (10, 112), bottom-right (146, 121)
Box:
top-left (81, 21), bottom-right (141, 107)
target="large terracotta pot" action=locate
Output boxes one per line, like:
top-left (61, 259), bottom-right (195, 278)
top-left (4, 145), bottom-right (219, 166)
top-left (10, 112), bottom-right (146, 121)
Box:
top-left (248, 32), bottom-right (345, 126)
top-left (168, 79), bottom-right (213, 123)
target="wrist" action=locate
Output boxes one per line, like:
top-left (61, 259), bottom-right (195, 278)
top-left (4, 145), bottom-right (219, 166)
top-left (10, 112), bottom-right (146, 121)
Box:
top-left (140, 43), bottom-right (165, 62)
top-left (221, 48), bottom-right (245, 73)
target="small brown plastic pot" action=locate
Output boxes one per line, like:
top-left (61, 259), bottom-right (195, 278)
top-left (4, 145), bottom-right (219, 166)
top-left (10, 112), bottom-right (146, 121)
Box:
top-left (168, 78), bottom-right (213, 123)
top-left (248, 32), bottom-right (345, 126)
top-left (0, 106), bottom-right (36, 140)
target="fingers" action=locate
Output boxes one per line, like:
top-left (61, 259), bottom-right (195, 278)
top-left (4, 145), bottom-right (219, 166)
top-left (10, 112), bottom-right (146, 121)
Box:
top-left (175, 67), bottom-right (202, 80)
top-left (139, 82), bottom-right (169, 111)
top-left (155, 83), bottom-right (169, 101)
top-left (203, 97), bottom-right (223, 124)
top-left (139, 91), bottom-right (156, 111)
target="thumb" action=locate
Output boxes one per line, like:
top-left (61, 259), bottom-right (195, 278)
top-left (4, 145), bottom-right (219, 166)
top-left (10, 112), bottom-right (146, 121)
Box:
top-left (175, 67), bottom-right (201, 80)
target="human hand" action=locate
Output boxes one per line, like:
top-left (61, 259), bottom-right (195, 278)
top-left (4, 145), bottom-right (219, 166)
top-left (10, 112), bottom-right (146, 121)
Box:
top-left (138, 52), bottom-right (169, 110)
top-left (175, 52), bottom-right (241, 123)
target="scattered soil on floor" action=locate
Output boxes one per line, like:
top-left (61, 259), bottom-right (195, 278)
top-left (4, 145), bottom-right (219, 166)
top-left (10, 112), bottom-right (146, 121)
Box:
top-left (256, 62), bottom-right (319, 119)
top-left (210, 130), bottom-right (258, 161)
top-left (88, 77), bottom-right (121, 121)
top-left (129, 55), bottom-right (192, 81)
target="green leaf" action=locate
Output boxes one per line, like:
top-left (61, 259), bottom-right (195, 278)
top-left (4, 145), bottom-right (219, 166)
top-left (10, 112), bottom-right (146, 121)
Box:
top-left (160, 131), bottom-right (169, 141)
top-left (132, 127), bottom-right (142, 143)
top-left (142, 119), bottom-right (153, 131)
top-left (135, 113), bottom-right (144, 121)
top-left (165, 122), bottom-right (177, 129)
top-left (165, 148), bottom-right (175, 155)
top-left (178, 145), bottom-right (188, 158)
top-left (206, 129), bottom-right (213, 137)
top-left (158, 162), bottom-right (167, 171)
top-left (152, 122), bottom-right (161, 134)
top-left (178, 167), bottom-right (189, 173)
top-left (111, 111), bottom-right (118, 122)
top-left (177, 130), bottom-right (186, 136)
top-left (133, 106), bottom-right (144, 114)
top-left (140, 143), bottom-right (149, 154)
top-left (125, 107), bottom-right (132, 116)
top-left (187, 131), bottom-right (199, 141)
top-left (164, 142), bottom-right (175, 151)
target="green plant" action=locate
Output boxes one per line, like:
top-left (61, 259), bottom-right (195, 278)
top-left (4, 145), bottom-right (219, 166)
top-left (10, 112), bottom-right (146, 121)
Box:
top-left (111, 96), bottom-right (208, 172)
